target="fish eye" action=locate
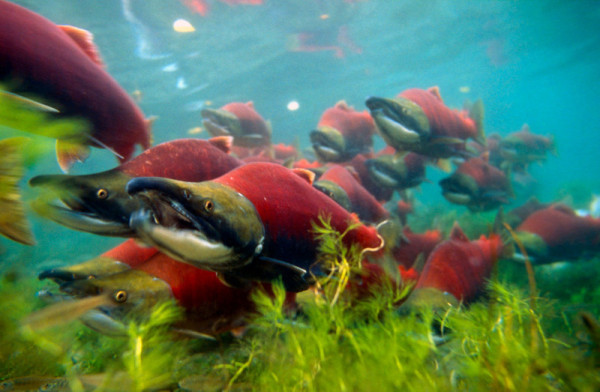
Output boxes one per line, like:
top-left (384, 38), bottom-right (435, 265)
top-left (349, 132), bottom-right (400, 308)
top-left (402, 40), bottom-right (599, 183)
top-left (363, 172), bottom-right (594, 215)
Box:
top-left (97, 188), bottom-right (108, 199)
top-left (203, 199), bottom-right (214, 212)
top-left (114, 290), bottom-right (127, 303)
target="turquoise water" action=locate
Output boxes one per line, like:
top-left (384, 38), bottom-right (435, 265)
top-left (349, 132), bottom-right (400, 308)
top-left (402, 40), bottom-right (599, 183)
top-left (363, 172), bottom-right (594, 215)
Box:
top-left (3, 0), bottom-right (600, 269)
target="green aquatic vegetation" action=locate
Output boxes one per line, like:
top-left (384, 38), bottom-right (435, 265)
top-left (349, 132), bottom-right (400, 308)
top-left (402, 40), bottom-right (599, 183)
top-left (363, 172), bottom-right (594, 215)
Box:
top-left (2, 216), bottom-right (600, 391)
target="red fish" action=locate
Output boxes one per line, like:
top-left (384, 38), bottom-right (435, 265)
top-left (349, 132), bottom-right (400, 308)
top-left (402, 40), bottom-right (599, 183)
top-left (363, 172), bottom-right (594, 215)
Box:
top-left (500, 124), bottom-right (556, 167)
top-left (30, 137), bottom-right (243, 236)
top-left (310, 101), bottom-right (376, 163)
top-left (395, 199), bottom-right (414, 225)
top-left (391, 227), bottom-right (443, 269)
top-left (314, 164), bottom-right (389, 224)
top-left (366, 148), bottom-right (429, 191)
top-left (346, 153), bottom-right (394, 202)
top-left (202, 101), bottom-right (272, 148)
top-left (415, 223), bottom-right (506, 303)
top-left (127, 162), bottom-right (384, 291)
top-left (366, 87), bottom-right (484, 158)
top-left (0, 0), bottom-right (151, 171)
top-left (515, 204), bottom-right (600, 264)
top-left (41, 239), bottom-right (295, 336)
top-left (440, 153), bottom-right (513, 212)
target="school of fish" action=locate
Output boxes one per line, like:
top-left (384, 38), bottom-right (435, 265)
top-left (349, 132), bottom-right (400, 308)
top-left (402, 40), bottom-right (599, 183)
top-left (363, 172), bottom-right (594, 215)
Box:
top-left (2, 1), bottom-right (598, 339)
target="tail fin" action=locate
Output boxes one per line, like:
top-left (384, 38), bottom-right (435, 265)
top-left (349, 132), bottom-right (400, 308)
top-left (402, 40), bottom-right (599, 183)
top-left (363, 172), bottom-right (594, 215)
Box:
top-left (469, 99), bottom-right (485, 146)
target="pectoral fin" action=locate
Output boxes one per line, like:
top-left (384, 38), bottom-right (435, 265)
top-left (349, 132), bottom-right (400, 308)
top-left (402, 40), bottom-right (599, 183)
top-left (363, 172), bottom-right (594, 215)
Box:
top-left (56, 139), bottom-right (90, 173)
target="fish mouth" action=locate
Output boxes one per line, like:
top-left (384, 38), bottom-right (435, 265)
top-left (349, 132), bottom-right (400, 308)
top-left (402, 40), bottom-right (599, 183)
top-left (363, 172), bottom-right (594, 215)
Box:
top-left (126, 178), bottom-right (264, 272)
top-left (512, 231), bottom-right (549, 264)
top-left (29, 174), bottom-right (134, 236)
top-left (439, 175), bottom-right (477, 205)
top-left (365, 157), bottom-right (407, 189)
top-left (365, 96), bottom-right (429, 147)
top-left (310, 126), bottom-right (345, 162)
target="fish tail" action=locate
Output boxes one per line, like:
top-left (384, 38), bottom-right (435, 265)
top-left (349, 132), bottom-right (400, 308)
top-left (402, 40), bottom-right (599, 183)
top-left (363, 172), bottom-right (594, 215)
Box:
top-left (0, 137), bottom-right (36, 245)
top-left (469, 99), bottom-right (486, 146)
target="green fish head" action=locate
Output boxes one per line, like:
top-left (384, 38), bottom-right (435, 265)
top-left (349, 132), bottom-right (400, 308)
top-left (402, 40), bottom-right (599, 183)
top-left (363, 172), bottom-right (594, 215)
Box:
top-left (60, 269), bottom-right (174, 336)
top-left (313, 180), bottom-right (352, 211)
top-left (127, 178), bottom-right (265, 271)
top-left (365, 96), bottom-right (430, 149)
top-left (201, 108), bottom-right (242, 140)
top-left (365, 155), bottom-right (409, 189)
top-left (309, 125), bottom-right (346, 162)
top-left (439, 172), bottom-right (478, 206)
top-left (29, 170), bottom-right (136, 236)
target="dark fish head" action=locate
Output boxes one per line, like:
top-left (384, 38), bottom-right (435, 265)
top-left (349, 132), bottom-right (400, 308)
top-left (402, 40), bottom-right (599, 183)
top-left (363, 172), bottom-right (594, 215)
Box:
top-left (439, 172), bottom-right (478, 206)
top-left (309, 125), bottom-right (346, 163)
top-left (365, 155), bottom-right (408, 189)
top-left (201, 108), bottom-right (242, 139)
top-left (126, 178), bottom-right (264, 272)
top-left (58, 269), bottom-right (174, 336)
top-left (39, 256), bottom-right (131, 285)
top-left (365, 96), bottom-right (430, 149)
top-left (29, 170), bottom-right (137, 236)
top-left (313, 180), bottom-right (352, 212)
top-left (512, 231), bottom-right (549, 265)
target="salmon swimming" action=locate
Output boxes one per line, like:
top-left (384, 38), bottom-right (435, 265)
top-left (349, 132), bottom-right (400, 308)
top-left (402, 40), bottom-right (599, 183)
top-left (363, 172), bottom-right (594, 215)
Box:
top-left (202, 101), bottom-right (272, 148)
top-left (366, 87), bottom-right (484, 158)
top-left (0, 0), bottom-right (151, 171)
top-left (126, 162), bottom-right (384, 291)
top-left (314, 164), bottom-right (389, 224)
top-left (499, 124), bottom-right (556, 168)
top-left (29, 137), bottom-right (243, 236)
top-left (414, 220), bottom-right (511, 304)
top-left (310, 101), bottom-right (376, 163)
top-left (439, 153), bottom-right (513, 212)
top-left (39, 239), bottom-right (295, 337)
top-left (514, 204), bottom-right (600, 264)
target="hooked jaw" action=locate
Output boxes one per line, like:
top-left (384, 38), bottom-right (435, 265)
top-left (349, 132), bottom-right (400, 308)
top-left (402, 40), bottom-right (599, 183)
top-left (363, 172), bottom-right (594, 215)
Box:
top-left (365, 96), bottom-right (430, 148)
top-left (126, 178), bottom-right (265, 272)
top-left (29, 172), bottom-right (135, 236)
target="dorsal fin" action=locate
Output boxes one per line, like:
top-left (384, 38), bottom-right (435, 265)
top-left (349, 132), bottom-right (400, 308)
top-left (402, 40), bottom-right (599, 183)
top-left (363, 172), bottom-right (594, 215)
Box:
top-left (59, 25), bottom-right (104, 67)
top-left (245, 101), bottom-right (254, 109)
top-left (292, 168), bottom-right (316, 185)
top-left (552, 203), bottom-right (575, 215)
top-left (208, 136), bottom-right (233, 154)
top-left (334, 100), bottom-right (352, 110)
top-left (520, 123), bottom-right (530, 133)
top-left (449, 222), bottom-right (469, 242)
top-left (427, 86), bottom-right (443, 101)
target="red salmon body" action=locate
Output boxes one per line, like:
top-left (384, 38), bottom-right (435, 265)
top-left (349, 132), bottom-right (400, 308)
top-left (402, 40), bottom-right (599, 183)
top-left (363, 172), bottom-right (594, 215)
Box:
top-left (119, 137), bottom-right (243, 179)
top-left (517, 204), bottom-right (600, 260)
top-left (456, 156), bottom-right (510, 191)
top-left (318, 102), bottom-right (376, 149)
top-left (415, 225), bottom-right (503, 303)
top-left (318, 164), bottom-right (389, 224)
top-left (214, 163), bottom-right (383, 272)
top-left (222, 102), bottom-right (271, 146)
top-left (101, 240), bottom-right (295, 335)
top-left (0, 0), bottom-right (150, 166)
top-left (392, 227), bottom-right (443, 269)
top-left (399, 88), bottom-right (478, 141)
